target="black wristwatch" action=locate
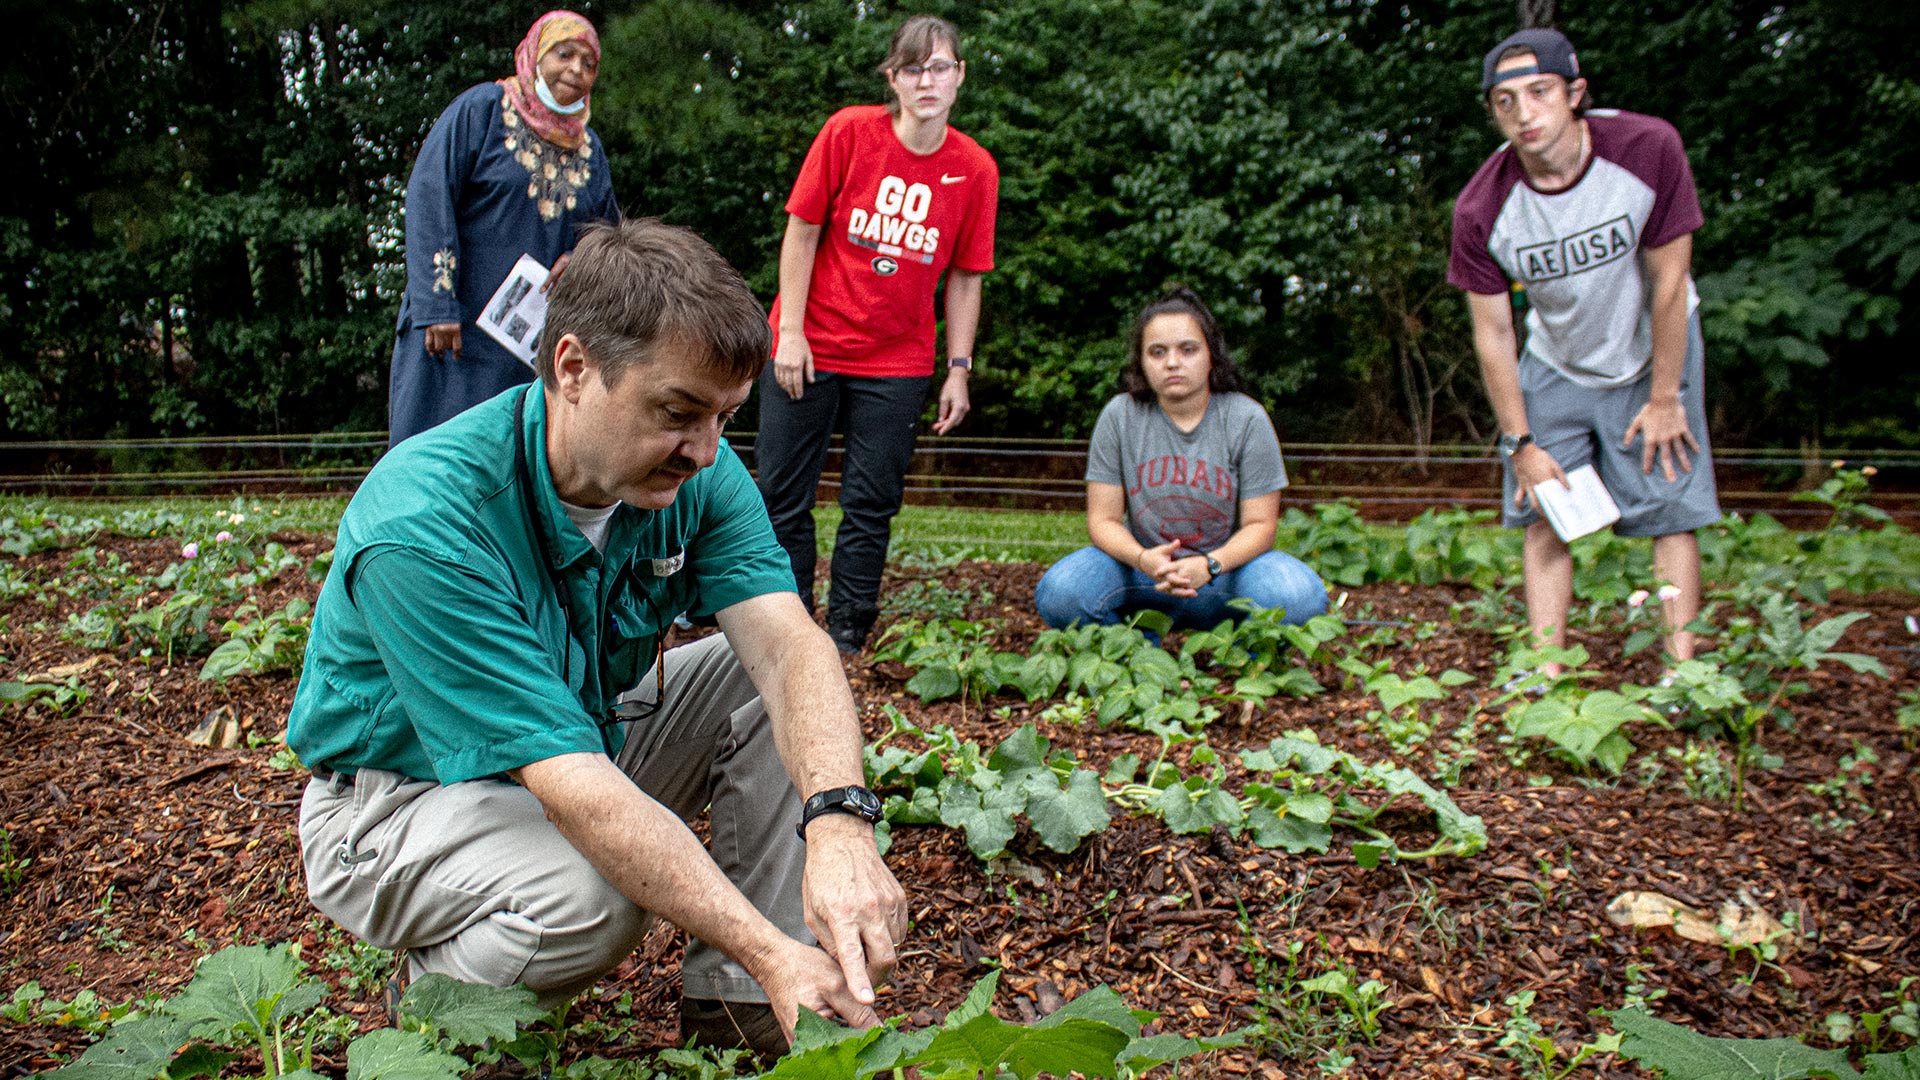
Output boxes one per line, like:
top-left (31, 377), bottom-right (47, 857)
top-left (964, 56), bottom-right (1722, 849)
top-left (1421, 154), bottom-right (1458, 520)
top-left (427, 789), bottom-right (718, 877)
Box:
top-left (796, 785), bottom-right (884, 840)
top-left (1497, 432), bottom-right (1535, 458)
top-left (1204, 555), bottom-right (1222, 580)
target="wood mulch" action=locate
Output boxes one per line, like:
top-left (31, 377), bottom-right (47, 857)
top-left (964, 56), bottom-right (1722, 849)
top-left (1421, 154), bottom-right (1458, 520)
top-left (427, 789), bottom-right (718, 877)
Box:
top-left (2, 540), bottom-right (1916, 1078)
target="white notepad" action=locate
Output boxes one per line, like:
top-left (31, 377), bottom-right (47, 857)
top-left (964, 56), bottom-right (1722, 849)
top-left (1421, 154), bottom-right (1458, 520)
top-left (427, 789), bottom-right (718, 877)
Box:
top-left (1534, 464), bottom-right (1621, 542)
top-left (478, 254), bottom-right (551, 368)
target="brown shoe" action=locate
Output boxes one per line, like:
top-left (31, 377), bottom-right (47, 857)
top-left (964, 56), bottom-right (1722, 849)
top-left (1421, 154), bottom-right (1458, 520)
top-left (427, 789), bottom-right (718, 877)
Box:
top-left (679, 997), bottom-right (789, 1062)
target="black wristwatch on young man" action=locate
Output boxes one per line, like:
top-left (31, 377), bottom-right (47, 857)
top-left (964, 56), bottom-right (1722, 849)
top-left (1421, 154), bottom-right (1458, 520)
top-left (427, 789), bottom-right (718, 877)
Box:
top-left (796, 785), bottom-right (884, 840)
top-left (1497, 432), bottom-right (1534, 458)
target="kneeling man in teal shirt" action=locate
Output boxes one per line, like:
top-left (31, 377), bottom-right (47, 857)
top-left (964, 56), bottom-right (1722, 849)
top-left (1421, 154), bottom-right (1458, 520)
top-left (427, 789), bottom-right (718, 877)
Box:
top-left (287, 219), bottom-right (904, 1059)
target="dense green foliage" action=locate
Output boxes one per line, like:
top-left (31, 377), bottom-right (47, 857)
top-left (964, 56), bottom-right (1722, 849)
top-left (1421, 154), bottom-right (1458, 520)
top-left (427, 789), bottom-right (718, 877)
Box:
top-left (6, 1), bottom-right (1916, 445)
top-left (22, 942), bottom-right (1236, 1080)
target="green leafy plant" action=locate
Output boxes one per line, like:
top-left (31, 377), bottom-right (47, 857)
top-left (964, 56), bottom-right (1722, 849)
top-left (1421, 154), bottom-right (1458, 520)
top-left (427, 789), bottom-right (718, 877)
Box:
top-left (760, 968), bottom-right (1242, 1079)
top-left (0, 828), bottom-right (27, 897)
top-left (1235, 731), bottom-right (1489, 863)
top-left (1825, 978), bottom-right (1920, 1056)
top-left (1182, 607), bottom-right (1345, 701)
top-left (43, 943), bottom-right (545, 1080)
top-left (1, 983), bottom-right (160, 1037)
top-left (1794, 462), bottom-right (1893, 531)
top-left (866, 714), bottom-right (1110, 860)
top-left (1646, 593), bottom-right (1888, 808)
top-left (870, 617), bottom-right (1025, 713)
top-left (879, 578), bottom-right (993, 621)
top-left (1507, 688), bottom-right (1657, 775)
top-left (0, 676), bottom-right (89, 717)
top-left (1346, 664), bottom-right (1474, 755)
top-left (201, 598), bottom-right (313, 681)
top-left (1240, 934), bottom-right (1391, 1071)
top-left (1499, 989), bottom-right (1620, 1080)
top-left (1610, 1005), bottom-right (1920, 1079)
top-left (90, 887), bottom-right (132, 954)
top-left (868, 709), bottom-right (1483, 865)
top-left (1804, 741), bottom-right (1881, 831)
top-left (1895, 689), bottom-right (1920, 752)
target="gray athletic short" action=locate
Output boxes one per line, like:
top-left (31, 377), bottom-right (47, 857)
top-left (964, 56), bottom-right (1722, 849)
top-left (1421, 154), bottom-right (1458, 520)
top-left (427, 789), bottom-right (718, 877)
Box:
top-left (1501, 312), bottom-right (1722, 538)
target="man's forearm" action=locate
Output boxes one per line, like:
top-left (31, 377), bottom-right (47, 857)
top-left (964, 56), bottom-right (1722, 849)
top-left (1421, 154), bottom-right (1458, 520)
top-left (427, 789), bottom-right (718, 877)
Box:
top-left (1642, 234), bottom-right (1695, 404)
top-left (719, 595), bottom-right (867, 801)
top-left (1645, 277), bottom-right (1689, 404)
top-left (1467, 293), bottom-right (1529, 435)
top-left (517, 753), bottom-right (792, 973)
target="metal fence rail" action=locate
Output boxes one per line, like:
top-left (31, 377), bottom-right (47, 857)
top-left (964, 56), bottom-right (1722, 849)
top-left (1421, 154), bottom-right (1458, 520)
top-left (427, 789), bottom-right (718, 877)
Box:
top-left (3, 433), bottom-right (1916, 525)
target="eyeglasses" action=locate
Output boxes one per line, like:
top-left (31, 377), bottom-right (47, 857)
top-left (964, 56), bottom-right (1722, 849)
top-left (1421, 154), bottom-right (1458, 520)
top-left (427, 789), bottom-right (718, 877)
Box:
top-left (896, 59), bottom-right (961, 80)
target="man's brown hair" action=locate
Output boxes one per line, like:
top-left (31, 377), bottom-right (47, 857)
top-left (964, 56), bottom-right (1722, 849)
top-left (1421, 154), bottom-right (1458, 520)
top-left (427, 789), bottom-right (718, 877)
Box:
top-left (535, 218), bottom-right (770, 389)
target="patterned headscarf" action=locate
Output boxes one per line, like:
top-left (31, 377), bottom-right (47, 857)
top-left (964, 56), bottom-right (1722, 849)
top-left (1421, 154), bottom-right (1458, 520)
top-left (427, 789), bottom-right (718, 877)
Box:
top-left (498, 10), bottom-right (600, 151)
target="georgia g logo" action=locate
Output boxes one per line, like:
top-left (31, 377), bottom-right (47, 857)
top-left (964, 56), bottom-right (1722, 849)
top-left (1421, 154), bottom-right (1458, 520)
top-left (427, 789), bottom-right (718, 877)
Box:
top-left (870, 255), bottom-right (899, 276)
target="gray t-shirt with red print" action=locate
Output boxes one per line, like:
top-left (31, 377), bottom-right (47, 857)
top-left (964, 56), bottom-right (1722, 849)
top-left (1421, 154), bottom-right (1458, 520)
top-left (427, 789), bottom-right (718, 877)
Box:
top-left (1448, 109), bottom-right (1704, 388)
top-left (1085, 391), bottom-right (1287, 554)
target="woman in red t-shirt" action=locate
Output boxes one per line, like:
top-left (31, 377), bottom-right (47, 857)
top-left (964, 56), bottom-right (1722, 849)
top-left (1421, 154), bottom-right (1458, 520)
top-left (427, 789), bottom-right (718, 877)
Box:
top-left (755, 14), bottom-right (1001, 654)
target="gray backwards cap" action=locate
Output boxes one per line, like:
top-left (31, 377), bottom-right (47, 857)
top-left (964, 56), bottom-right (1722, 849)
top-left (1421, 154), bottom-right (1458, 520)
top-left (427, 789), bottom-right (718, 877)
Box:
top-left (1481, 28), bottom-right (1580, 92)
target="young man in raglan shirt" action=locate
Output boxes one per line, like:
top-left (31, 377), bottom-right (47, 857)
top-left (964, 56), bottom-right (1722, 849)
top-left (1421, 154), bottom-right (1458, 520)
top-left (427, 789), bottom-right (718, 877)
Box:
top-left (1450, 27), bottom-right (1722, 676)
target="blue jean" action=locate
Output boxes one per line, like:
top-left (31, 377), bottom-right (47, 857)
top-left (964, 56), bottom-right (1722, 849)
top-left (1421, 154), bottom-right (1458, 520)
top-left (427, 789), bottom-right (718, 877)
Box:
top-left (1034, 546), bottom-right (1329, 630)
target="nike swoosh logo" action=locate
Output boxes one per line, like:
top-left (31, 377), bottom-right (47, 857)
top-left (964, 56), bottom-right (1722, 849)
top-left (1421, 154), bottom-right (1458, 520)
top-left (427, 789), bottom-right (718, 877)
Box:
top-left (940, 173), bottom-right (966, 184)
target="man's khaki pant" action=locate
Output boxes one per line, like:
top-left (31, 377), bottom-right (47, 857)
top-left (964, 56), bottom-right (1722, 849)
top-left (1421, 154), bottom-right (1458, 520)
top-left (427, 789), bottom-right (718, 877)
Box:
top-left (298, 632), bottom-right (808, 1006)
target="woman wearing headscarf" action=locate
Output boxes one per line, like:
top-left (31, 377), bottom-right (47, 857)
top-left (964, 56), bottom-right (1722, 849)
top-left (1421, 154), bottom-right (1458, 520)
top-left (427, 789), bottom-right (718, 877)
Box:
top-left (387, 10), bottom-right (619, 446)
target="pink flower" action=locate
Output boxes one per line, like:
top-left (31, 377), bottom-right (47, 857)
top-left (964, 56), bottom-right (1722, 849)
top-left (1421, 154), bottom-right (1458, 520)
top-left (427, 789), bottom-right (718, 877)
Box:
top-left (215, 530), bottom-right (233, 543)
top-left (1831, 459), bottom-right (1845, 469)
top-left (1861, 465), bottom-right (1878, 477)
top-left (1627, 589), bottom-right (1650, 608)
top-left (1658, 584), bottom-right (1683, 602)
top-left (181, 542), bottom-right (199, 559)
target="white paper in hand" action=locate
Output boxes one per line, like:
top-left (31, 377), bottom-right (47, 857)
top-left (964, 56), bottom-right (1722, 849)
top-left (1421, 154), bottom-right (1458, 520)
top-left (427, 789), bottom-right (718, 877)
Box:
top-left (478, 254), bottom-right (551, 368)
top-left (1533, 464), bottom-right (1621, 543)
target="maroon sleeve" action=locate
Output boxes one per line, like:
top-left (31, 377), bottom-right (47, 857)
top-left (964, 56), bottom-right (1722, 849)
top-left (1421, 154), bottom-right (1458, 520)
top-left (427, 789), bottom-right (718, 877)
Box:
top-left (784, 109), bottom-right (850, 225)
top-left (1608, 113), bottom-right (1703, 248)
top-left (953, 145), bottom-right (999, 273)
top-left (1447, 154), bottom-right (1515, 295)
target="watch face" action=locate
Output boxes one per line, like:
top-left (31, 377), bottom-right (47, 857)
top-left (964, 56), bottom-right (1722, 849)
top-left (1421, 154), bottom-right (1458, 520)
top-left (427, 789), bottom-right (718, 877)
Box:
top-left (846, 786), bottom-right (884, 819)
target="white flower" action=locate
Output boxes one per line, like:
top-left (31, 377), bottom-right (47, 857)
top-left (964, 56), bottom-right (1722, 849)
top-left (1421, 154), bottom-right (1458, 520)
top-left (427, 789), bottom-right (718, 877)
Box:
top-left (1627, 589), bottom-right (1650, 608)
top-left (1657, 584), bottom-right (1683, 602)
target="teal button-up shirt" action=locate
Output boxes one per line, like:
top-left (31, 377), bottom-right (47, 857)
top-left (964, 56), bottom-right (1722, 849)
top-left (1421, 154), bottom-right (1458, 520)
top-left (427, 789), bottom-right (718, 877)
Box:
top-left (287, 386), bottom-right (794, 784)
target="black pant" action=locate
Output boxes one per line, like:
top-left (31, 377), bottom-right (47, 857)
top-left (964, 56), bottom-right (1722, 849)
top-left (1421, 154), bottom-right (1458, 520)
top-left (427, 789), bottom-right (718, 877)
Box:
top-left (753, 369), bottom-right (927, 629)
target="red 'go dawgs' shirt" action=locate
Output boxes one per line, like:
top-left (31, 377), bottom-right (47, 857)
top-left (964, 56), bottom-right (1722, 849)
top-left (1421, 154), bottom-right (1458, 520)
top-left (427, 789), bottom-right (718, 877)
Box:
top-left (1448, 109), bottom-right (1703, 388)
top-left (772, 105), bottom-right (999, 378)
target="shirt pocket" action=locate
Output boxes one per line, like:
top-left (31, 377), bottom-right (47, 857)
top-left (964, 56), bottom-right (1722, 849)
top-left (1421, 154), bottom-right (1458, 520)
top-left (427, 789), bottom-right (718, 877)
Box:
top-left (602, 569), bottom-right (689, 694)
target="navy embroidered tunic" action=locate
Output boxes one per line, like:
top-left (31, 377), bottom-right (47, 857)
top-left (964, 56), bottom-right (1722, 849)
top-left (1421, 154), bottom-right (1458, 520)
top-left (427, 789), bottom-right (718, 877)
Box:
top-left (387, 82), bottom-right (620, 446)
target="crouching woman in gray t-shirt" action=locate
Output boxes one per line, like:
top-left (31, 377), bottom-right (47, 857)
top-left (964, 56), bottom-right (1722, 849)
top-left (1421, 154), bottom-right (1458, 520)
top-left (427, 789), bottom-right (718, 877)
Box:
top-left (1035, 288), bottom-right (1328, 631)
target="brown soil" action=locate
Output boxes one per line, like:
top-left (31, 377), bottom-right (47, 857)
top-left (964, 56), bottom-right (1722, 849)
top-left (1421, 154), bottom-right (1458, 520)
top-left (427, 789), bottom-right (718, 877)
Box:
top-left (3, 541), bottom-right (1916, 1078)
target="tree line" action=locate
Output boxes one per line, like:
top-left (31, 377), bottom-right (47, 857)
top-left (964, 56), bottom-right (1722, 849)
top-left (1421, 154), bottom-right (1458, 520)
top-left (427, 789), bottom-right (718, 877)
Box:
top-left (2, 0), bottom-right (1914, 450)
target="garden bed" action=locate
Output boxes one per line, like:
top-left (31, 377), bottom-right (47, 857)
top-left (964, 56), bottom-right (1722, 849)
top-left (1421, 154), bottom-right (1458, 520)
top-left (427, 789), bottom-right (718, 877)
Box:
top-left (2, 522), bottom-right (1916, 1079)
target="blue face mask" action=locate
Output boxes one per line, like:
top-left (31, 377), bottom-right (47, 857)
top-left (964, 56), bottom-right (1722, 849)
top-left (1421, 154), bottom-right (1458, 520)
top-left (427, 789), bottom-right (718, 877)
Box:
top-left (536, 73), bottom-right (587, 115)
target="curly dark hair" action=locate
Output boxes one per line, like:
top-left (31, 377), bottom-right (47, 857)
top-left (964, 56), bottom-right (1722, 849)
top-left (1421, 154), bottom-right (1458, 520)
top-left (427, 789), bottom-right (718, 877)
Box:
top-left (1121, 286), bottom-right (1248, 403)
